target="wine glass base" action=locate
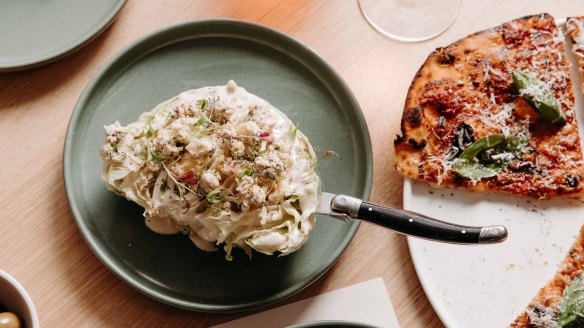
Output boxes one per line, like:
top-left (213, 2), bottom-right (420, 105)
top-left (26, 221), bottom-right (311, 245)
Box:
top-left (358, 0), bottom-right (461, 42)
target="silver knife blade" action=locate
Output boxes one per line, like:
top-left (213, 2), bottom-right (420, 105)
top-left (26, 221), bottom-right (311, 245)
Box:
top-left (316, 191), bottom-right (336, 215)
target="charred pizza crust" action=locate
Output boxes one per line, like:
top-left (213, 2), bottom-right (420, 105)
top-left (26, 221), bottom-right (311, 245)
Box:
top-left (566, 17), bottom-right (584, 93)
top-left (395, 14), bottom-right (584, 198)
top-left (510, 226), bottom-right (584, 327)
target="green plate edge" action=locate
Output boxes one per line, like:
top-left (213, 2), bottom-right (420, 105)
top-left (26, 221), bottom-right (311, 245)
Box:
top-left (63, 18), bottom-right (373, 312)
top-left (0, 0), bottom-right (127, 72)
top-left (289, 320), bottom-right (381, 328)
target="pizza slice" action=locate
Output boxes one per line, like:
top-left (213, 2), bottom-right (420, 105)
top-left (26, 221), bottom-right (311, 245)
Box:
top-left (510, 226), bottom-right (584, 328)
top-left (565, 17), bottom-right (584, 92)
top-left (394, 13), bottom-right (584, 198)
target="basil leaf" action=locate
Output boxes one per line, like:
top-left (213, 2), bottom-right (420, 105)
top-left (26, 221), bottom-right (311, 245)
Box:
top-left (458, 134), bottom-right (506, 161)
top-left (512, 70), bottom-right (566, 126)
top-left (558, 273), bottom-right (584, 328)
top-left (453, 134), bottom-right (527, 180)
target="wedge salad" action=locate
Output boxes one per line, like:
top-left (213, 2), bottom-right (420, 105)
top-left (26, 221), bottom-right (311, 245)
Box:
top-left (100, 80), bottom-right (320, 260)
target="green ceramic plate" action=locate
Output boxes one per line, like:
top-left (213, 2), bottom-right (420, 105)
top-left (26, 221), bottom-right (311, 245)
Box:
top-left (64, 19), bottom-right (372, 312)
top-left (0, 0), bottom-right (126, 72)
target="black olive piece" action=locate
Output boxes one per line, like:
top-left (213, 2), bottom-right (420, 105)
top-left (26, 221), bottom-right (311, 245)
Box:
top-left (565, 175), bottom-right (580, 188)
top-left (452, 122), bottom-right (475, 153)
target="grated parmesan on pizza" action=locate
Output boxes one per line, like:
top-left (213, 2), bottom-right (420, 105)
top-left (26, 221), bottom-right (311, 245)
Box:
top-left (509, 226), bottom-right (584, 328)
top-left (394, 14), bottom-right (584, 199)
top-left (565, 17), bottom-right (584, 93)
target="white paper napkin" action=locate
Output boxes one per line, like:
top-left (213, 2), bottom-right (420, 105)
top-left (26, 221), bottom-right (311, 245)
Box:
top-left (211, 278), bottom-right (400, 328)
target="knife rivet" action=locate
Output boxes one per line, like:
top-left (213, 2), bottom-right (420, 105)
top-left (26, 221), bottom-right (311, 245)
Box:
top-left (409, 219), bottom-right (413, 223)
top-left (339, 197), bottom-right (347, 204)
top-left (368, 207), bottom-right (372, 211)
top-left (461, 229), bottom-right (466, 234)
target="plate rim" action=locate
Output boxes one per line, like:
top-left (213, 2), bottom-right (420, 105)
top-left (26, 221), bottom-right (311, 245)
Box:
top-left (288, 320), bottom-right (381, 328)
top-left (404, 178), bottom-right (455, 327)
top-left (0, 0), bottom-right (127, 72)
top-left (63, 18), bottom-right (373, 312)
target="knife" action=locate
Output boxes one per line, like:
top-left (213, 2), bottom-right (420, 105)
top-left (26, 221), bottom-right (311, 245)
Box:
top-left (317, 192), bottom-right (508, 244)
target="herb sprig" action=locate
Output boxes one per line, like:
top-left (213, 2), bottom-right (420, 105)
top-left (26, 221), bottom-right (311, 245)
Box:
top-left (311, 150), bottom-right (339, 170)
top-left (237, 166), bottom-right (254, 178)
top-left (287, 122), bottom-right (300, 140)
top-left (145, 125), bottom-right (166, 162)
top-left (161, 162), bottom-right (200, 197)
top-left (206, 189), bottom-right (226, 203)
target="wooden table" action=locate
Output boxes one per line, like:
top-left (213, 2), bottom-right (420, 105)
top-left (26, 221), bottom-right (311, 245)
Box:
top-left (1, 1), bottom-right (580, 327)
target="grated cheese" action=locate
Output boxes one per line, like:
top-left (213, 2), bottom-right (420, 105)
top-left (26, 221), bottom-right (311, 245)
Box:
top-left (567, 18), bottom-right (584, 54)
top-left (519, 76), bottom-right (549, 103)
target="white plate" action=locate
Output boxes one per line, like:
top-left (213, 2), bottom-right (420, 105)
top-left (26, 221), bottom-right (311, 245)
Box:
top-left (405, 19), bottom-right (584, 328)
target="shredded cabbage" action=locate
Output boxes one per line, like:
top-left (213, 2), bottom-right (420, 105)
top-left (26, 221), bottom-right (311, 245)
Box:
top-left (99, 80), bottom-right (320, 260)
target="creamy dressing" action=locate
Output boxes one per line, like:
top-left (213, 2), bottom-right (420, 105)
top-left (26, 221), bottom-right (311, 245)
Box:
top-left (145, 215), bottom-right (180, 234)
top-left (100, 81), bottom-right (320, 260)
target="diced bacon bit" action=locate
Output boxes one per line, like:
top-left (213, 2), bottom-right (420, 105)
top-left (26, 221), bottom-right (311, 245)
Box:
top-left (179, 169), bottom-right (199, 185)
top-left (258, 132), bottom-right (275, 143)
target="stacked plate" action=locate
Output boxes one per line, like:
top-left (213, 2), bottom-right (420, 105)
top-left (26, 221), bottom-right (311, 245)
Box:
top-left (0, 0), bottom-right (126, 72)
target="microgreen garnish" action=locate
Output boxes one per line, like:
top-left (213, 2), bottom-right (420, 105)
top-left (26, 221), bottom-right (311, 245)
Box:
top-left (193, 117), bottom-right (206, 127)
top-left (199, 150), bottom-right (218, 172)
top-left (287, 122), bottom-right (300, 140)
top-left (146, 125), bottom-right (154, 139)
top-left (144, 125), bottom-right (164, 163)
top-left (311, 150), bottom-right (339, 170)
top-left (237, 167), bottom-right (253, 178)
top-left (198, 129), bottom-right (210, 136)
top-left (197, 98), bottom-right (209, 110)
top-left (206, 189), bottom-right (226, 203)
top-left (161, 162), bottom-right (200, 197)
top-left (194, 98), bottom-right (216, 128)
top-left (162, 163), bottom-right (185, 196)
top-left (148, 151), bottom-right (165, 163)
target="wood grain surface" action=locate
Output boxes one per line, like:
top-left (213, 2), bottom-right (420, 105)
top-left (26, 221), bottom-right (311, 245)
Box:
top-left (0, 1), bottom-right (581, 327)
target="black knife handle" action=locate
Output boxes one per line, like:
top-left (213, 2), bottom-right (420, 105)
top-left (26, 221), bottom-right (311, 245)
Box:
top-left (358, 201), bottom-right (507, 244)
